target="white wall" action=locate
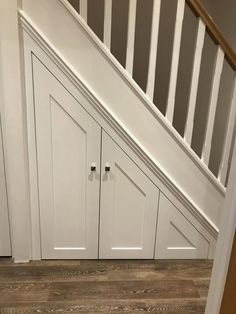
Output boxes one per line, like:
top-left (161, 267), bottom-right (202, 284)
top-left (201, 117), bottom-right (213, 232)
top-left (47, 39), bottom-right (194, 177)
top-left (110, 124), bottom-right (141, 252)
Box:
top-left (0, 0), bottom-right (31, 262)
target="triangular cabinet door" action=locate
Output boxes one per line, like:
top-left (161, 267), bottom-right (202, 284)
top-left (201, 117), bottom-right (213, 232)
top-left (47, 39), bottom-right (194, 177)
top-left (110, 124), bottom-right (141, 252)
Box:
top-left (99, 131), bottom-right (159, 259)
top-left (155, 193), bottom-right (209, 259)
top-left (33, 57), bottom-right (101, 259)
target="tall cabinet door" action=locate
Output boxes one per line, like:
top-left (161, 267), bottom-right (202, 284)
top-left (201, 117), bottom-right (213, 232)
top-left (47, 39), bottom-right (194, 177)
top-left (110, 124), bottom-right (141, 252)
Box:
top-left (99, 132), bottom-right (159, 259)
top-left (33, 57), bottom-right (101, 259)
top-left (0, 115), bottom-right (11, 256)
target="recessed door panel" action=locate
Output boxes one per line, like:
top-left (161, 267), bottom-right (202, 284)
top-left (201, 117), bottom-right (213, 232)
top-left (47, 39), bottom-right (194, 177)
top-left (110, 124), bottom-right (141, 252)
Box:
top-left (155, 193), bottom-right (209, 259)
top-left (99, 131), bottom-right (159, 259)
top-left (33, 57), bottom-right (101, 259)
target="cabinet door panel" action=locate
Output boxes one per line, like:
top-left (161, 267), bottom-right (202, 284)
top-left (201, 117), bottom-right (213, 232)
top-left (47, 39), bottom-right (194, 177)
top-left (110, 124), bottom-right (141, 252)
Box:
top-left (155, 193), bottom-right (209, 259)
top-left (33, 57), bottom-right (101, 259)
top-left (99, 132), bottom-right (159, 259)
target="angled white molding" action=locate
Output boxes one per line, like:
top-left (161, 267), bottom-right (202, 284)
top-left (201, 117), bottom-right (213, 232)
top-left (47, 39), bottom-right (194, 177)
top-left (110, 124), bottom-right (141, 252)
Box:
top-left (19, 9), bottom-right (219, 239)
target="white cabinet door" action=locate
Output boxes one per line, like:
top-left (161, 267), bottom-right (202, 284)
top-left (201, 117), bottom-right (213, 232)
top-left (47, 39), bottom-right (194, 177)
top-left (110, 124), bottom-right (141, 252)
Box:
top-left (99, 132), bottom-right (159, 259)
top-left (33, 57), bottom-right (101, 259)
top-left (155, 193), bottom-right (209, 259)
top-left (0, 116), bottom-right (11, 256)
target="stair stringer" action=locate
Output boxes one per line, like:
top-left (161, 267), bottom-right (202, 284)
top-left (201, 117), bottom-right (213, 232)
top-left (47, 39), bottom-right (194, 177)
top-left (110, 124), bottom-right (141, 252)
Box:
top-left (20, 1), bottom-right (223, 246)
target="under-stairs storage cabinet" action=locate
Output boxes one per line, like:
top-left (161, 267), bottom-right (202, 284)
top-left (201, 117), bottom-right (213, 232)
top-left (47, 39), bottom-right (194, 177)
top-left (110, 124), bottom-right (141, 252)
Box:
top-left (33, 57), bottom-right (159, 259)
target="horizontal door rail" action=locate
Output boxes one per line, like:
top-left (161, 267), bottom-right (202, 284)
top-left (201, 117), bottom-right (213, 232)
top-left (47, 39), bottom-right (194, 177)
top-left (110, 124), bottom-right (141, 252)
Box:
top-left (186, 0), bottom-right (236, 70)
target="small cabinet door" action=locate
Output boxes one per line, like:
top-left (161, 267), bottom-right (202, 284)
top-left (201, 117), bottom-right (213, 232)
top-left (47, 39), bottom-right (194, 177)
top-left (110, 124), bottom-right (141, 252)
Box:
top-left (99, 132), bottom-right (159, 259)
top-left (0, 116), bottom-right (11, 256)
top-left (33, 57), bottom-right (101, 259)
top-left (155, 193), bottom-right (209, 259)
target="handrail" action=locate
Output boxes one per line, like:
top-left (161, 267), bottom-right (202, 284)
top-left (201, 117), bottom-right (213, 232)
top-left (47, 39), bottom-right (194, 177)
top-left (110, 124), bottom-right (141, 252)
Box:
top-left (186, 0), bottom-right (236, 70)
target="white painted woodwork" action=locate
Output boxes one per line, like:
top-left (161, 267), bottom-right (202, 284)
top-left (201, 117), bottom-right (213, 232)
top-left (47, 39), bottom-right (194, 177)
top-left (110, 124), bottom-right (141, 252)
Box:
top-left (218, 76), bottom-right (236, 185)
top-left (103, 0), bottom-right (112, 50)
top-left (99, 131), bottom-right (159, 259)
top-left (125, 0), bottom-right (137, 75)
top-left (202, 47), bottom-right (224, 166)
top-left (205, 140), bottom-right (236, 314)
top-left (155, 193), bottom-right (209, 259)
top-left (184, 19), bottom-right (205, 145)
top-left (33, 57), bottom-right (101, 259)
top-left (146, 0), bottom-right (161, 100)
top-left (21, 0), bottom-right (224, 232)
top-left (166, 0), bottom-right (185, 123)
top-left (0, 116), bottom-right (11, 256)
top-left (22, 27), bottom-right (218, 259)
top-left (0, 0), bottom-right (31, 263)
top-left (79, 0), bottom-right (87, 22)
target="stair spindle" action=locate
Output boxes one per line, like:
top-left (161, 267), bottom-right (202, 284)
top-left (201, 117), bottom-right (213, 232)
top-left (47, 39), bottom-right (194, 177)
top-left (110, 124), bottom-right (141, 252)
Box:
top-left (79, 0), bottom-right (87, 22)
top-left (146, 0), bottom-right (161, 100)
top-left (126, 0), bottom-right (137, 75)
top-left (202, 47), bottom-right (224, 166)
top-left (218, 76), bottom-right (236, 185)
top-left (103, 0), bottom-right (112, 50)
top-left (166, 0), bottom-right (185, 124)
top-left (184, 19), bottom-right (205, 145)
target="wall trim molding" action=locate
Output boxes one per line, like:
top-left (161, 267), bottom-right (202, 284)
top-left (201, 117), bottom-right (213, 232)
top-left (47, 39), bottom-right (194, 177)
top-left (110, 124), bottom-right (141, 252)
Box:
top-left (19, 9), bottom-right (219, 240)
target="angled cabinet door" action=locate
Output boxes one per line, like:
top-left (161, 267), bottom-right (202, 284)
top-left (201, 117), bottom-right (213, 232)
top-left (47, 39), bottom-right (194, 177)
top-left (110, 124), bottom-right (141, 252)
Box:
top-left (155, 193), bottom-right (209, 259)
top-left (33, 57), bottom-right (101, 259)
top-left (0, 116), bottom-right (11, 256)
top-left (99, 132), bottom-right (159, 259)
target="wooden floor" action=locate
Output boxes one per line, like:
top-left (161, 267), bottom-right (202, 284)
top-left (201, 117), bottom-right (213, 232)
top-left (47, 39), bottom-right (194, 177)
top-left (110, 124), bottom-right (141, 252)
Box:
top-left (0, 259), bottom-right (212, 313)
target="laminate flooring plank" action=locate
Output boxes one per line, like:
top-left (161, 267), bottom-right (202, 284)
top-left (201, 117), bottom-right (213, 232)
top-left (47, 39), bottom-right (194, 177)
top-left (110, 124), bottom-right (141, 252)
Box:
top-left (0, 299), bottom-right (207, 314)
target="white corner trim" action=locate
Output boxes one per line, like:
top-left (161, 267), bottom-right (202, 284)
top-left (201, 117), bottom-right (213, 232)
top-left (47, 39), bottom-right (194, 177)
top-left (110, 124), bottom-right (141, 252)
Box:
top-left (19, 10), bottom-right (219, 239)
top-left (57, 0), bottom-right (225, 196)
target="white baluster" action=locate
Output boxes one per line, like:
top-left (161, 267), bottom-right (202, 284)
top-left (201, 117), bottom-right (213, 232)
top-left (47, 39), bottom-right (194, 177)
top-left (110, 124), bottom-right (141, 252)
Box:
top-left (126, 0), bottom-right (137, 75)
top-left (103, 0), bottom-right (112, 50)
top-left (146, 0), bottom-right (161, 100)
top-left (218, 76), bottom-right (236, 185)
top-left (202, 47), bottom-right (224, 166)
top-left (166, 0), bottom-right (185, 124)
top-left (80, 0), bottom-right (87, 22)
top-left (184, 19), bottom-right (205, 145)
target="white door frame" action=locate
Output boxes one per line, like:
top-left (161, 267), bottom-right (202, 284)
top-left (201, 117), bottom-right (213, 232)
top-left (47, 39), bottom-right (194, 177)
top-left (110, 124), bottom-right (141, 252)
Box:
top-left (0, 0), bottom-right (31, 262)
top-left (205, 138), bottom-right (236, 314)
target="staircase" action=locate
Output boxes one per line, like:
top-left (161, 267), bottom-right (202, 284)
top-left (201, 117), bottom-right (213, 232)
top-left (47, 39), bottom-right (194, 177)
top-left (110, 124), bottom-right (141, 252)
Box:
top-left (18, 0), bottom-right (236, 258)
top-left (66, 0), bottom-right (236, 189)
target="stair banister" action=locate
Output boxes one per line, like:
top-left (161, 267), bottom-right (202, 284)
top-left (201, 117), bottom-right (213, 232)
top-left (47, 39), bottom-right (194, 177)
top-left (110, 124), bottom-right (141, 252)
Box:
top-left (186, 0), bottom-right (236, 70)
